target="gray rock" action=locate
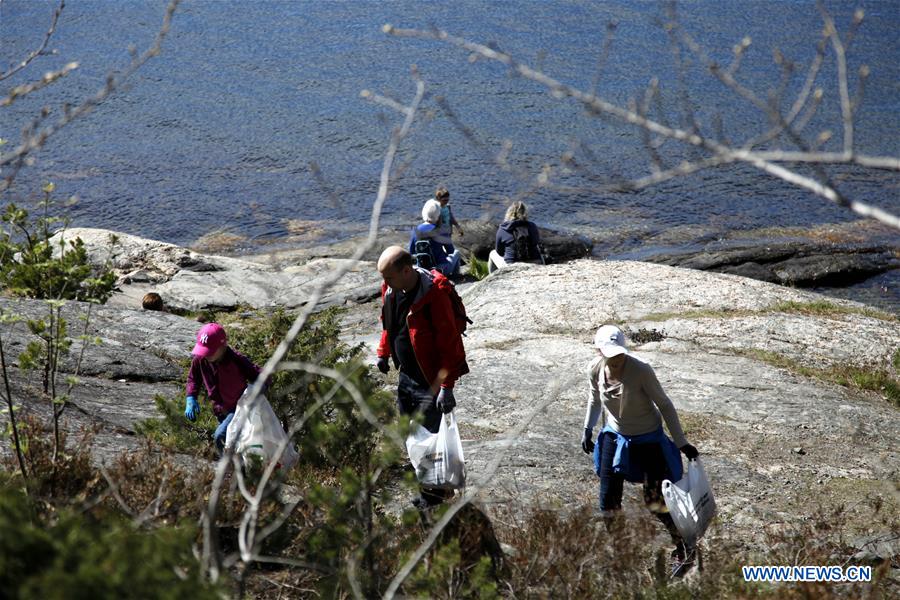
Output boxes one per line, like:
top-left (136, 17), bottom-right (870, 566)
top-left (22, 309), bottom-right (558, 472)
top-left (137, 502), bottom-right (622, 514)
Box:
top-left (244, 219), bottom-right (593, 267)
top-left (0, 297), bottom-right (196, 381)
top-left (2, 253), bottom-right (897, 555)
top-left (343, 259), bottom-right (900, 543)
top-left (644, 240), bottom-right (900, 287)
top-left (52, 228), bottom-right (383, 312)
top-left (851, 533), bottom-right (900, 563)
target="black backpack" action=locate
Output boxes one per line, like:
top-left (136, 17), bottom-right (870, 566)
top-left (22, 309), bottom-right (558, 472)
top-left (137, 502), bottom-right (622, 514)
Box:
top-left (511, 225), bottom-right (531, 261)
top-left (413, 238), bottom-right (434, 270)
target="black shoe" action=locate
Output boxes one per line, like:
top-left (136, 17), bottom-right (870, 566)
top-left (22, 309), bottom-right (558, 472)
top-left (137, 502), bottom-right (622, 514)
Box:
top-left (411, 496), bottom-right (431, 512)
top-left (670, 543), bottom-right (696, 579)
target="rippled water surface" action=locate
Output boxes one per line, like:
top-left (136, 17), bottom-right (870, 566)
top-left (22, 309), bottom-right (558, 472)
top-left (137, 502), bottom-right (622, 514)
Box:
top-left (3, 1), bottom-right (899, 308)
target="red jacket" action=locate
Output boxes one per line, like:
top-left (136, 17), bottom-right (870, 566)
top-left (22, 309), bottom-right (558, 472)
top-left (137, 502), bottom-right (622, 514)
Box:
top-left (377, 268), bottom-right (468, 390)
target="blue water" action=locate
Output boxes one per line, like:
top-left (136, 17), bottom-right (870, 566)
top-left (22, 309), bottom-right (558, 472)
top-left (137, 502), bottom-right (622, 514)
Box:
top-left (2, 1), bottom-right (899, 307)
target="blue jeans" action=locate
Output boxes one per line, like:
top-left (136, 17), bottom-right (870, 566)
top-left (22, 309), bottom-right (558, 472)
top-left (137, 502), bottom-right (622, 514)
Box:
top-left (437, 250), bottom-right (461, 277)
top-left (214, 412), bottom-right (234, 454)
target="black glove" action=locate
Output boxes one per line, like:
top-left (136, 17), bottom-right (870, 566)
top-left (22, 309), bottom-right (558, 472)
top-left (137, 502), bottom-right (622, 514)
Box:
top-left (436, 388), bottom-right (456, 414)
top-left (680, 443), bottom-right (699, 460)
top-left (581, 428), bottom-right (594, 454)
top-left (376, 357), bottom-right (390, 374)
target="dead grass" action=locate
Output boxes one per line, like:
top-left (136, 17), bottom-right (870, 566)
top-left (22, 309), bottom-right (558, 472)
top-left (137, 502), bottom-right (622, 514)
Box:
top-left (191, 229), bottom-right (246, 254)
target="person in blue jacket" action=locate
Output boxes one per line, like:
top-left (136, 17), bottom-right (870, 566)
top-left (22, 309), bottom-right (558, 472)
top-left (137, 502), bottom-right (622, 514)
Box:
top-left (488, 201), bottom-right (542, 272)
top-left (581, 325), bottom-right (701, 578)
top-left (409, 199), bottom-right (461, 277)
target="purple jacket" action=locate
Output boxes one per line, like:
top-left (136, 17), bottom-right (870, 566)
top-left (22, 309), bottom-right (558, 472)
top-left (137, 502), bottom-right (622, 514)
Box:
top-left (185, 347), bottom-right (262, 417)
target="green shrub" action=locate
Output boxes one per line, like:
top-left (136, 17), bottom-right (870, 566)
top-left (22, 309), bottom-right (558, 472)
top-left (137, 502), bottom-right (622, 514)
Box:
top-left (135, 394), bottom-right (220, 457)
top-left (213, 307), bottom-right (394, 469)
top-left (0, 192), bottom-right (116, 303)
top-left (0, 484), bottom-right (222, 599)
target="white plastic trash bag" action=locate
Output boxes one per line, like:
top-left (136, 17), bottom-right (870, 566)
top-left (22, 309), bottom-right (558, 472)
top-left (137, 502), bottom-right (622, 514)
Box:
top-left (225, 391), bottom-right (299, 475)
top-left (662, 458), bottom-right (716, 548)
top-left (405, 412), bottom-right (466, 490)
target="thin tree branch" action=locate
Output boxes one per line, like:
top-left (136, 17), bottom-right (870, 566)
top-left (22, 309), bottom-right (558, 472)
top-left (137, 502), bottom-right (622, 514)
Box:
top-left (202, 73), bottom-right (425, 582)
top-left (385, 25), bottom-right (900, 228)
top-left (0, 0), bottom-right (65, 82)
top-left (1, 62), bottom-right (79, 108)
top-left (383, 373), bottom-right (577, 599)
top-left (0, 0), bottom-right (180, 190)
top-left (818, 2), bottom-right (853, 155)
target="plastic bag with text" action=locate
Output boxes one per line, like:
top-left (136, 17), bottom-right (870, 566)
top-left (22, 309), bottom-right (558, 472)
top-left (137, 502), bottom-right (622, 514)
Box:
top-left (662, 457), bottom-right (716, 548)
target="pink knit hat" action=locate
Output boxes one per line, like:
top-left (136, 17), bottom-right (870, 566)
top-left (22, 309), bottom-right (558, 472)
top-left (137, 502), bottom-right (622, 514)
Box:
top-left (192, 322), bottom-right (227, 358)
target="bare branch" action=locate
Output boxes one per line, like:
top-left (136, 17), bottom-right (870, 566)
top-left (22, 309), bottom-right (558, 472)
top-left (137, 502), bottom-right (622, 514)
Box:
top-left (747, 151), bottom-right (899, 170)
top-left (744, 35), bottom-right (827, 149)
top-left (385, 25), bottom-right (900, 228)
top-left (1, 62), bottom-right (79, 108)
top-left (383, 373), bottom-right (578, 599)
top-left (818, 2), bottom-right (853, 154)
top-left (587, 19), bottom-right (618, 100)
top-left (202, 73), bottom-right (426, 581)
top-left (0, 0), bottom-right (65, 82)
top-left (100, 463), bottom-right (135, 518)
top-left (0, 0), bottom-right (180, 190)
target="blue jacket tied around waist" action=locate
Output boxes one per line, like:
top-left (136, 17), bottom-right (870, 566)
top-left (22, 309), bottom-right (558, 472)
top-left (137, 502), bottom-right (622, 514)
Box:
top-left (593, 424), bottom-right (683, 483)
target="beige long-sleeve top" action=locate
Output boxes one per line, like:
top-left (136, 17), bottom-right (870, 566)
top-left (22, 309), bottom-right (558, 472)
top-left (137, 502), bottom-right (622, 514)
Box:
top-left (582, 354), bottom-right (688, 448)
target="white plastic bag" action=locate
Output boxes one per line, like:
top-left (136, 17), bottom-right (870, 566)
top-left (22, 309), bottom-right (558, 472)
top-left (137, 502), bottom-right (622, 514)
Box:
top-left (662, 458), bottom-right (716, 548)
top-left (225, 391), bottom-right (299, 475)
top-left (405, 412), bottom-right (466, 490)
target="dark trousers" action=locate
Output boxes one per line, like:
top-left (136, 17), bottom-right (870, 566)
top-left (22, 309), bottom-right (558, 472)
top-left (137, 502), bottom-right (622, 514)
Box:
top-left (597, 431), bottom-right (682, 544)
top-left (398, 372), bottom-right (451, 506)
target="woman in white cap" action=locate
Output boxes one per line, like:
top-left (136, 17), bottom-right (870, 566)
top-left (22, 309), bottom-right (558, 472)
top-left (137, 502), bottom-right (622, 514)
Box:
top-left (581, 324), bottom-right (700, 578)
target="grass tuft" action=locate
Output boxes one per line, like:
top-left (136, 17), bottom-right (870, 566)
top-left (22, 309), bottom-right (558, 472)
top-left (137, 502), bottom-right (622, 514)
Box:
top-left (739, 348), bottom-right (900, 407)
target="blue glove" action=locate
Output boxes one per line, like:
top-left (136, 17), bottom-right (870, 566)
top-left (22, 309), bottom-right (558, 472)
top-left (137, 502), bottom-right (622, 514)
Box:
top-left (436, 388), bottom-right (456, 414)
top-left (185, 396), bottom-right (200, 421)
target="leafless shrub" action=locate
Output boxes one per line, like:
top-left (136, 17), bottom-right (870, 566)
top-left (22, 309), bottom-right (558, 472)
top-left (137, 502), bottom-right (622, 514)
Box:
top-left (384, 3), bottom-right (899, 229)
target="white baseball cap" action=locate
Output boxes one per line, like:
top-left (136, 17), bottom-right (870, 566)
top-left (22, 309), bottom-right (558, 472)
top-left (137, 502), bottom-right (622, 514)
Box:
top-left (593, 325), bottom-right (628, 358)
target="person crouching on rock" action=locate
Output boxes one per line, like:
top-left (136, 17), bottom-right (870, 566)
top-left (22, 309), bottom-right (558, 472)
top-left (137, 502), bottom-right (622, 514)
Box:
top-left (184, 322), bottom-right (264, 455)
top-left (580, 325), bottom-right (700, 578)
top-left (375, 246), bottom-right (469, 510)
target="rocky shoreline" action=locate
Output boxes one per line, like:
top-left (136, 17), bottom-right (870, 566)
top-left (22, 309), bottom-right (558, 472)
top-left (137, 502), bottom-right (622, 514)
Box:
top-left (53, 220), bottom-right (899, 314)
top-left (3, 227), bottom-right (899, 568)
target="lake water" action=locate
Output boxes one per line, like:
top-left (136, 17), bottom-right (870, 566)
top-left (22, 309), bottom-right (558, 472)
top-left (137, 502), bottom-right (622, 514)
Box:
top-left (3, 0), bottom-right (899, 310)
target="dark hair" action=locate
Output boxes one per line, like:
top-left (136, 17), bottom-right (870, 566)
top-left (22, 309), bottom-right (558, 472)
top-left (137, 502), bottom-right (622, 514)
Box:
top-left (434, 186), bottom-right (450, 201)
top-left (142, 292), bottom-right (164, 311)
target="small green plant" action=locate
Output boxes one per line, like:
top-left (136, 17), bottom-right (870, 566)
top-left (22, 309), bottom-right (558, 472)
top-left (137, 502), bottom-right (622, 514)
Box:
top-left (772, 299), bottom-right (896, 322)
top-left (0, 187), bottom-right (116, 303)
top-left (134, 394), bottom-right (220, 457)
top-left (468, 254), bottom-right (490, 280)
top-left (0, 185), bottom-right (117, 472)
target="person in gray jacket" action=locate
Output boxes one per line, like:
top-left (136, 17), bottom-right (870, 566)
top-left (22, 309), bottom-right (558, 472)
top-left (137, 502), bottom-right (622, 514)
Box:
top-left (581, 325), bottom-right (700, 578)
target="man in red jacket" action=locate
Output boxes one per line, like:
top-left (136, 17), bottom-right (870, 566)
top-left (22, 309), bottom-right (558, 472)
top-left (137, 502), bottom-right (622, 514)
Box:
top-left (376, 246), bottom-right (468, 509)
